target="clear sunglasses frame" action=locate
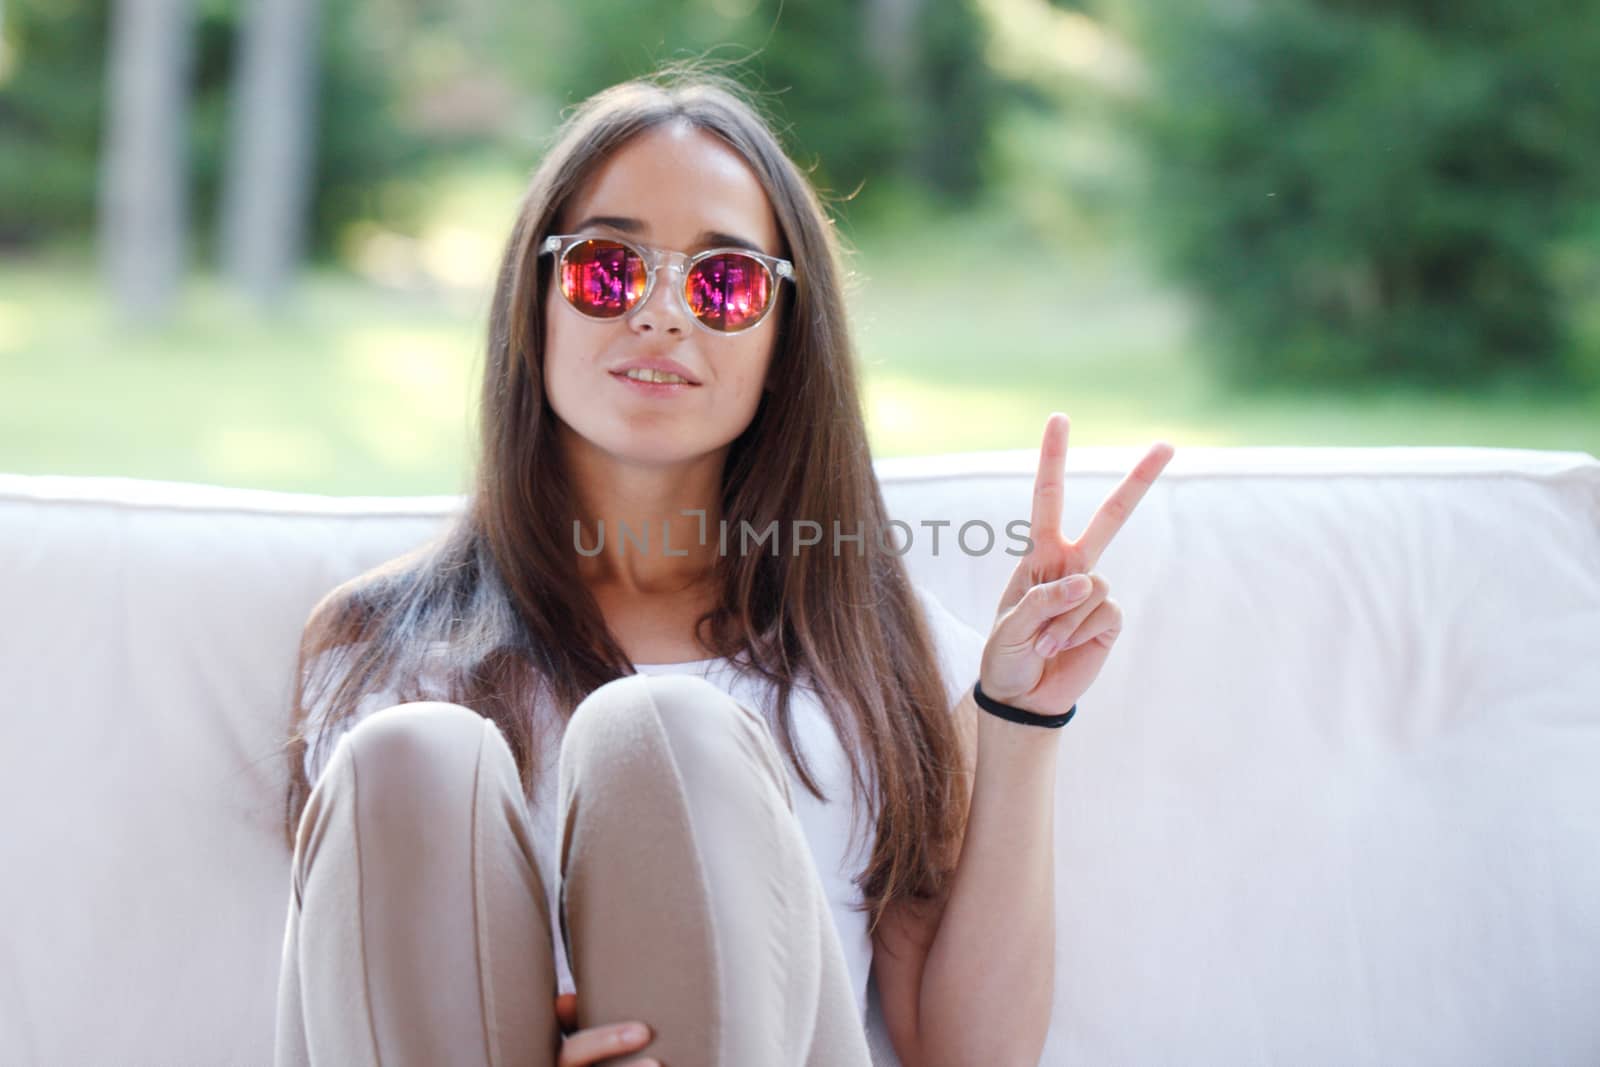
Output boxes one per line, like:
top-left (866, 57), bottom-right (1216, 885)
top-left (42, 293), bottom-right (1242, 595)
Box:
top-left (540, 232), bottom-right (796, 335)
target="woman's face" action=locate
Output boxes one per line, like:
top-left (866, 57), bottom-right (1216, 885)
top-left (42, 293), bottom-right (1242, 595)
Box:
top-left (542, 123), bottom-right (786, 473)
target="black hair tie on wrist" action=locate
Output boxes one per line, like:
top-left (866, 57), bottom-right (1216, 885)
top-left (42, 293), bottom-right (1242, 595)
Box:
top-left (973, 680), bottom-right (1077, 729)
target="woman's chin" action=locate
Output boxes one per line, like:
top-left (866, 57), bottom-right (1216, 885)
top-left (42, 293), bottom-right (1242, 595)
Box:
top-left (552, 409), bottom-right (741, 473)
top-left (592, 433), bottom-right (727, 471)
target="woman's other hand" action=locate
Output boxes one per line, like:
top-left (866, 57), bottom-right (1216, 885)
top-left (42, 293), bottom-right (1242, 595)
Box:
top-left (555, 992), bottom-right (658, 1067)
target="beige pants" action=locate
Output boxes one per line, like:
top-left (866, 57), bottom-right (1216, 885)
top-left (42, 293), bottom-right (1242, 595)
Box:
top-left (274, 673), bottom-right (874, 1067)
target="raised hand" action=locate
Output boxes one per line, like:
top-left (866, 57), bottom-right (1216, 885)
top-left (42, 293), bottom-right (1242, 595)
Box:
top-left (979, 413), bottom-right (1174, 718)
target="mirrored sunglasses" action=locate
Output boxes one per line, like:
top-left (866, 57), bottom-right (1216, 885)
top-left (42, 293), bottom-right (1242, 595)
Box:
top-left (540, 233), bottom-right (796, 335)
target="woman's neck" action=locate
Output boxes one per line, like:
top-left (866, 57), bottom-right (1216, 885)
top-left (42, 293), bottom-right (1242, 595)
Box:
top-left (562, 430), bottom-right (726, 597)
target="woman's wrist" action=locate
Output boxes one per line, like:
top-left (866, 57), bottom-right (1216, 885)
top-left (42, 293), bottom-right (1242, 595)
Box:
top-left (973, 680), bottom-right (1077, 729)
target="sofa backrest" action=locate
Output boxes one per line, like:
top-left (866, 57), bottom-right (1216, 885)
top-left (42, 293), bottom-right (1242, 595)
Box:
top-left (2, 447), bottom-right (1596, 1066)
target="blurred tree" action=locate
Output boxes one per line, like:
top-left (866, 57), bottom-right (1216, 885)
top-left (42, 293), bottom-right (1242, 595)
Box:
top-left (866, 0), bottom-right (918, 99)
top-left (907, 0), bottom-right (999, 200)
top-left (217, 0), bottom-right (321, 306)
top-left (0, 1), bottom-right (109, 248)
top-left (1130, 0), bottom-right (1600, 392)
top-left (550, 0), bottom-right (997, 212)
top-left (0, 0), bottom-right (424, 264)
top-left (99, 0), bottom-right (194, 321)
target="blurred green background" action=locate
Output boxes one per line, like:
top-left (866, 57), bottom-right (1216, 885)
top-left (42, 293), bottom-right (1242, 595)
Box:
top-left (2, 0), bottom-right (1597, 495)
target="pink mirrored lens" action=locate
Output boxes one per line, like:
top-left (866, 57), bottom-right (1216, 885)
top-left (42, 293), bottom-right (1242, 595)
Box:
top-left (687, 254), bottom-right (773, 331)
top-left (561, 240), bottom-right (646, 317)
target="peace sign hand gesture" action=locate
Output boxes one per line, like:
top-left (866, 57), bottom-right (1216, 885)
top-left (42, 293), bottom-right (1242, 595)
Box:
top-left (979, 414), bottom-right (1175, 719)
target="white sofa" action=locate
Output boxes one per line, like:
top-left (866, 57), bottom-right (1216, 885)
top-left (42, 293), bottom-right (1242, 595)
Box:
top-left (3, 446), bottom-right (1598, 1066)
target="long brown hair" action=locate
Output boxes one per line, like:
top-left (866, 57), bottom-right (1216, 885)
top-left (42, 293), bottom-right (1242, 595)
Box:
top-left (283, 61), bottom-right (968, 936)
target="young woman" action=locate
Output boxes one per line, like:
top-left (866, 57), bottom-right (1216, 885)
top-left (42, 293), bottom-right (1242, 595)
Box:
top-left (275, 66), bottom-right (1173, 1067)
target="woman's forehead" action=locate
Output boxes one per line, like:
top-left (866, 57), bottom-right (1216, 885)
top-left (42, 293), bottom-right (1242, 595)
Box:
top-left (560, 124), bottom-right (781, 254)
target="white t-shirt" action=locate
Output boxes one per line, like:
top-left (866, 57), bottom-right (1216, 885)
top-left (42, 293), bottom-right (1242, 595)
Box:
top-left (300, 583), bottom-right (986, 1022)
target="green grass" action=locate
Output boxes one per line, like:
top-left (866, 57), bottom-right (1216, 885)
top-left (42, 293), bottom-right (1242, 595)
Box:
top-left (847, 210), bottom-right (1600, 458)
top-left (3, 199), bottom-right (1597, 496)
top-left (0, 257), bottom-right (486, 494)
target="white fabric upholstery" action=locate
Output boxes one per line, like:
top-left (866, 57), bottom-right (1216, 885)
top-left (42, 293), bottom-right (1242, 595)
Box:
top-left (1, 446), bottom-right (1596, 1066)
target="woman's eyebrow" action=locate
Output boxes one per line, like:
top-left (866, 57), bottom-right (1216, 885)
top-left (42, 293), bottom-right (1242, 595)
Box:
top-left (572, 215), bottom-right (765, 254)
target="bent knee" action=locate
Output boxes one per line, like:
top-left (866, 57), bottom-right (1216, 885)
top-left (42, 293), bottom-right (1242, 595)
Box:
top-left (561, 674), bottom-right (767, 772)
top-left (569, 673), bottom-right (751, 733)
top-left (339, 701), bottom-right (490, 800)
top-left (643, 673), bottom-right (760, 726)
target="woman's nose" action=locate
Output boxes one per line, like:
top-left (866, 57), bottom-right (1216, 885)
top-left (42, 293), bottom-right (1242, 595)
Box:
top-left (629, 262), bottom-right (690, 336)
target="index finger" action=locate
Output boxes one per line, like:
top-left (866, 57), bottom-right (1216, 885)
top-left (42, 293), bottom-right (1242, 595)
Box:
top-left (1028, 413), bottom-right (1071, 542)
top-left (1075, 441), bottom-right (1175, 567)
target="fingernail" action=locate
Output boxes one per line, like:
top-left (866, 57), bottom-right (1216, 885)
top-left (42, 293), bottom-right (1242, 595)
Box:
top-left (622, 1024), bottom-right (649, 1043)
top-left (1065, 574), bottom-right (1092, 599)
top-left (1036, 634), bottom-right (1059, 656)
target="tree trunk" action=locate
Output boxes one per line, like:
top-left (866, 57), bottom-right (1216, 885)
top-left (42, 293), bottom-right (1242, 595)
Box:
top-left (99, 0), bottom-right (194, 323)
top-left (866, 0), bottom-right (921, 98)
top-left (218, 0), bottom-right (322, 308)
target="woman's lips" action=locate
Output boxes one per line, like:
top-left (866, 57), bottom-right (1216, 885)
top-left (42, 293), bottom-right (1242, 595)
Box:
top-left (609, 370), bottom-right (700, 396)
